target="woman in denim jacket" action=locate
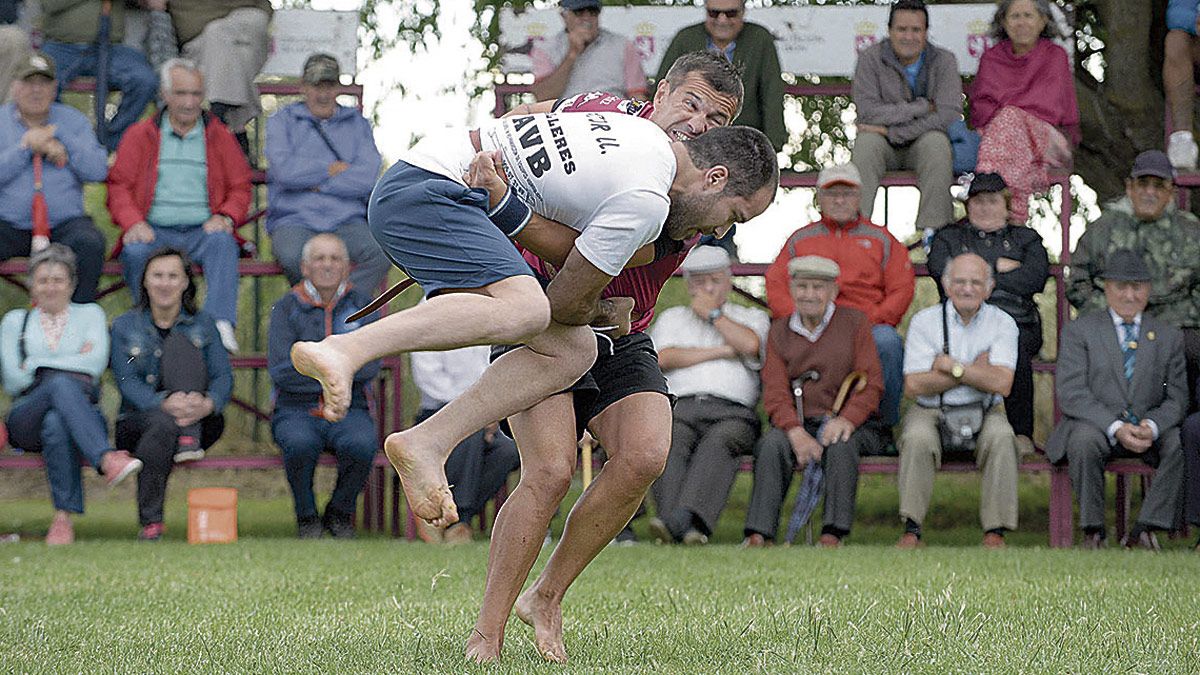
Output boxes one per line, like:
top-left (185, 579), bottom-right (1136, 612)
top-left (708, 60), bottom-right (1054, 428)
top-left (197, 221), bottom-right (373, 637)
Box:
top-left (110, 247), bottom-right (232, 540)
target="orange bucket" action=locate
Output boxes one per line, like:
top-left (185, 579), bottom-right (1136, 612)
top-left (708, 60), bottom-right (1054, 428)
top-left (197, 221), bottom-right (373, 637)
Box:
top-left (187, 487), bottom-right (238, 544)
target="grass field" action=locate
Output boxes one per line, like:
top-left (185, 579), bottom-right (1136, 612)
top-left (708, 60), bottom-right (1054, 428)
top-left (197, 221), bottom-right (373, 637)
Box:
top-left (4, 474), bottom-right (1200, 673)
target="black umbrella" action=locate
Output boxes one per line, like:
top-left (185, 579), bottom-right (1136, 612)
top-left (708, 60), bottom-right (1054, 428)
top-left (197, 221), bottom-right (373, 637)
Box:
top-left (93, 0), bottom-right (113, 147)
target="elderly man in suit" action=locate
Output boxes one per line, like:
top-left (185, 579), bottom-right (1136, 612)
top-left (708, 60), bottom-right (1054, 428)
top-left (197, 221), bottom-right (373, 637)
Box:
top-left (1047, 249), bottom-right (1187, 551)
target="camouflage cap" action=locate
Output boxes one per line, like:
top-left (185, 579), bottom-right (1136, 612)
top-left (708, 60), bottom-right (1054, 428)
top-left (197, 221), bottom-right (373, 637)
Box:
top-left (788, 255), bottom-right (840, 281)
top-left (302, 53), bottom-right (341, 85)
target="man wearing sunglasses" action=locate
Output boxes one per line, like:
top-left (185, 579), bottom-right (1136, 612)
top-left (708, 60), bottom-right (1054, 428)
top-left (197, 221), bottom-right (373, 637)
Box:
top-left (530, 0), bottom-right (647, 101)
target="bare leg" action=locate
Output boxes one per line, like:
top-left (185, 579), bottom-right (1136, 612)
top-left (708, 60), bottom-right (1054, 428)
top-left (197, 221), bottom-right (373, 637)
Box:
top-left (465, 394), bottom-right (578, 664)
top-left (389, 322), bottom-right (595, 524)
top-left (291, 275), bottom-right (551, 421)
top-left (1165, 30), bottom-right (1197, 133)
top-left (516, 393), bottom-right (671, 660)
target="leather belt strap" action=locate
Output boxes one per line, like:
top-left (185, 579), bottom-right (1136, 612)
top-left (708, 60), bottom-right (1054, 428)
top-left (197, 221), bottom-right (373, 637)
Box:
top-left (346, 277), bottom-right (418, 323)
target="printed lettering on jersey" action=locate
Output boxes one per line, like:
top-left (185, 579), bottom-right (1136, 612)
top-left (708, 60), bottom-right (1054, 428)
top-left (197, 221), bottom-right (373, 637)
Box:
top-left (556, 91), bottom-right (655, 119)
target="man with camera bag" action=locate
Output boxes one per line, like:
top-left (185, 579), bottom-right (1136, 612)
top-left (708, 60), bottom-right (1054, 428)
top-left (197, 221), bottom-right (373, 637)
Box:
top-left (896, 252), bottom-right (1019, 548)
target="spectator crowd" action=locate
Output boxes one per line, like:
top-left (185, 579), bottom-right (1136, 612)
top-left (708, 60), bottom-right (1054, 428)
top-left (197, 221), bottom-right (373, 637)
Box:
top-left (2, 0), bottom-right (1200, 556)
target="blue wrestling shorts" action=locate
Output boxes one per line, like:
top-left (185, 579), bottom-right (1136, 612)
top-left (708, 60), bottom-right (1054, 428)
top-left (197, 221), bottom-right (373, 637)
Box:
top-left (1168, 0), bottom-right (1199, 35)
top-left (367, 161), bottom-right (534, 296)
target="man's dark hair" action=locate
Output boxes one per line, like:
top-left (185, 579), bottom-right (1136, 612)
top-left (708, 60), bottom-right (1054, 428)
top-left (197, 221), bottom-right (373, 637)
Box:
top-left (137, 246), bottom-right (199, 316)
top-left (685, 125), bottom-right (779, 198)
top-left (888, 0), bottom-right (929, 28)
top-left (662, 51), bottom-right (745, 120)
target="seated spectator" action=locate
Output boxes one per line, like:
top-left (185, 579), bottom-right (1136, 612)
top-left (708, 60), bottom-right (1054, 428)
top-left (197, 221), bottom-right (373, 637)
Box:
top-left (268, 234), bottom-right (382, 539)
top-left (0, 1), bottom-right (30, 103)
top-left (646, 246), bottom-right (769, 546)
top-left (1067, 151), bottom-right (1200, 410)
top-left (410, 343), bottom-right (519, 545)
top-left (107, 57), bottom-right (250, 352)
top-left (1048, 250), bottom-right (1186, 551)
top-left (168, 0), bottom-right (272, 157)
top-left (897, 253), bottom-right (1018, 549)
top-left (743, 256), bottom-right (885, 548)
top-left (969, 0), bottom-right (1077, 224)
top-left (110, 247), bottom-right (232, 541)
top-left (531, 0), bottom-right (647, 102)
top-left (928, 173), bottom-right (1048, 453)
top-left (765, 163), bottom-right (915, 427)
top-left (1164, 0), bottom-right (1200, 169)
top-left (266, 53), bottom-right (388, 292)
top-left (851, 0), bottom-right (957, 232)
top-left (0, 52), bottom-right (107, 302)
top-left (39, 0), bottom-right (157, 150)
top-left (0, 245), bottom-right (141, 545)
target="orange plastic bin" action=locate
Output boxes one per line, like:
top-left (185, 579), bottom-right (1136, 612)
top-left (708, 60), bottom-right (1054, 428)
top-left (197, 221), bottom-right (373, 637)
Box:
top-left (187, 487), bottom-right (238, 544)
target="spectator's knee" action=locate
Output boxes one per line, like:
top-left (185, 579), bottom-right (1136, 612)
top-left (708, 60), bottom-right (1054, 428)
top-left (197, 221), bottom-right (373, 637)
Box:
top-left (206, 230), bottom-right (239, 256)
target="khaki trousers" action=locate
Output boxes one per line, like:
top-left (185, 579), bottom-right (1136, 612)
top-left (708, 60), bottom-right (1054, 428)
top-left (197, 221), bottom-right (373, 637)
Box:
top-left (182, 7), bottom-right (270, 131)
top-left (852, 130), bottom-right (954, 230)
top-left (897, 404), bottom-right (1018, 531)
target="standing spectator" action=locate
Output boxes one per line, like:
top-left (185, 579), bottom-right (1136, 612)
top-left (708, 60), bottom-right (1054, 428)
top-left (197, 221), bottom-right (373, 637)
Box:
top-left (411, 343), bottom-right (520, 546)
top-left (646, 246), bottom-right (769, 546)
top-left (851, 0), bottom-right (958, 232)
top-left (107, 58), bottom-right (250, 352)
top-left (897, 253), bottom-right (1019, 549)
top-left (266, 53), bottom-right (388, 292)
top-left (0, 52), bottom-right (107, 303)
top-left (1164, 0), bottom-right (1200, 169)
top-left (168, 0), bottom-right (272, 157)
top-left (1, 245), bottom-right (141, 546)
top-left (765, 162), bottom-right (915, 427)
top-left (928, 172), bottom-right (1049, 453)
top-left (268, 234), bottom-right (382, 540)
top-left (969, 0), bottom-right (1077, 224)
top-left (530, 0), bottom-right (647, 102)
top-left (1067, 150), bottom-right (1200, 411)
top-left (110, 247), bottom-right (232, 541)
top-left (742, 256), bottom-right (885, 548)
top-left (1048, 250), bottom-right (1186, 551)
top-left (40, 0), bottom-right (158, 151)
top-left (0, 0), bottom-right (30, 103)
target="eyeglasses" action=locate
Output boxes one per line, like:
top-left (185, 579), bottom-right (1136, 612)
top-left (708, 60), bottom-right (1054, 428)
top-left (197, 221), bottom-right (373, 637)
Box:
top-left (706, 8), bottom-right (743, 19)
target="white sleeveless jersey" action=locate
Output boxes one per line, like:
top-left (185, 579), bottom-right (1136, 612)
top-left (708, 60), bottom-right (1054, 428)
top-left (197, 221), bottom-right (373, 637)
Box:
top-left (401, 112), bottom-right (675, 277)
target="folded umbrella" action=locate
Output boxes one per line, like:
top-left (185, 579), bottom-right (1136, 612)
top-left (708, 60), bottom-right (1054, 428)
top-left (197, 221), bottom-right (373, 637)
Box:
top-left (31, 154), bottom-right (50, 253)
top-left (94, 0), bottom-right (113, 147)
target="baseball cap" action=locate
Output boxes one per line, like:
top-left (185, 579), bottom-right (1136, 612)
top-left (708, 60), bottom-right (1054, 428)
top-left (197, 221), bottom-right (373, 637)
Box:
top-left (561, 0), bottom-right (601, 10)
top-left (788, 255), bottom-right (840, 280)
top-left (816, 163), bottom-right (861, 189)
top-left (302, 53), bottom-right (341, 85)
top-left (680, 245), bottom-right (731, 274)
top-left (1129, 150), bottom-right (1175, 183)
top-left (18, 52), bottom-right (55, 80)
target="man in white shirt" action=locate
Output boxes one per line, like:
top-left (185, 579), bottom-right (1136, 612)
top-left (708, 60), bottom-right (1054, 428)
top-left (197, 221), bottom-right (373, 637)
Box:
top-left (647, 246), bottom-right (769, 545)
top-left (897, 252), bottom-right (1019, 549)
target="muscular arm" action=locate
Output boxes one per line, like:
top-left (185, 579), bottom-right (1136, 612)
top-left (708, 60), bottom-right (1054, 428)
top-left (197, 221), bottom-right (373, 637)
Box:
top-left (544, 246), bottom-right (618, 325)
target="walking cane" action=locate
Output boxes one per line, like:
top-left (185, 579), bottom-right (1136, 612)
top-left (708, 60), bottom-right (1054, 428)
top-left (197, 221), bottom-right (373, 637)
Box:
top-left (31, 154), bottom-right (50, 253)
top-left (580, 433), bottom-right (594, 488)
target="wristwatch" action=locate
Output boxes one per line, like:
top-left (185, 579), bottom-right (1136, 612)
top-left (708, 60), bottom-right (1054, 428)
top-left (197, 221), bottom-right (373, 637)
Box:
top-left (950, 362), bottom-right (965, 380)
top-left (706, 308), bottom-right (723, 324)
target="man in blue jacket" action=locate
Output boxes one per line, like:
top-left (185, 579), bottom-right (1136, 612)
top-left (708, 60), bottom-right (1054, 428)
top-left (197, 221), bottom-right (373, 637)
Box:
top-left (268, 233), bottom-right (382, 538)
top-left (265, 53), bottom-right (388, 293)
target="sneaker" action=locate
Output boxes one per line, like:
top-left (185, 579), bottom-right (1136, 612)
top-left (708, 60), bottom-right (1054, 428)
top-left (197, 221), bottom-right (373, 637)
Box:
top-left (681, 529), bottom-right (708, 546)
top-left (610, 524), bottom-right (638, 547)
top-left (741, 533), bottom-right (768, 548)
top-left (818, 533), bottom-right (842, 548)
top-left (101, 450), bottom-right (143, 487)
top-left (46, 513), bottom-right (74, 546)
top-left (896, 532), bottom-right (923, 549)
top-left (139, 522), bottom-right (164, 541)
top-left (174, 444), bottom-right (205, 464)
top-left (982, 532), bottom-right (1006, 549)
top-left (1169, 131), bottom-right (1198, 170)
top-left (215, 320), bottom-right (239, 353)
top-left (647, 517), bottom-right (674, 544)
top-left (322, 509), bottom-right (356, 539)
top-left (297, 517), bottom-right (323, 539)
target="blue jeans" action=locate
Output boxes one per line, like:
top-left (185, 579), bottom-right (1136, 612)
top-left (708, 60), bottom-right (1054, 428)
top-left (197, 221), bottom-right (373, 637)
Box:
top-left (272, 406), bottom-right (377, 521)
top-left (40, 41), bottom-right (158, 151)
top-left (6, 373), bottom-right (112, 513)
top-left (872, 324), bottom-right (904, 427)
top-left (120, 225), bottom-right (240, 324)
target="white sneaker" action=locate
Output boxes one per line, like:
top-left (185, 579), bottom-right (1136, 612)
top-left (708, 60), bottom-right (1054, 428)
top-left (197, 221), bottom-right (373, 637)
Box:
top-left (1168, 131), bottom-right (1198, 170)
top-left (215, 320), bottom-right (239, 353)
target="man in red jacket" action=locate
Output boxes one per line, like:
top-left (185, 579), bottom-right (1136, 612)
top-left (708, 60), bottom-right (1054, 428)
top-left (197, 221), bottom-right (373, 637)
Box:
top-left (765, 162), bottom-right (914, 426)
top-left (107, 58), bottom-right (251, 352)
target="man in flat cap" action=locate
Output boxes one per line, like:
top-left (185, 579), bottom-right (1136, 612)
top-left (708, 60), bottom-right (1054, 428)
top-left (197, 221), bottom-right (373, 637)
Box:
top-left (530, 0), bottom-right (647, 101)
top-left (1068, 150), bottom-right (1200, 411)
top-left (765, 161), bottom-right (915, 428)
top-left (1050, 249), bottom-right (1187, 551)
top-left (266, 53), bottom-right (388, 293)
top-left (742, 255), bottom-right (886, 547)
top-left (647, 245), bottom-right (770, 545)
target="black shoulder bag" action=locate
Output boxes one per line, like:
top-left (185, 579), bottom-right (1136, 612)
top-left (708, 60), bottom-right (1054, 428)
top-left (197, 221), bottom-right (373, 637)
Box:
top-left (937, 302), bottom-right (986, 452)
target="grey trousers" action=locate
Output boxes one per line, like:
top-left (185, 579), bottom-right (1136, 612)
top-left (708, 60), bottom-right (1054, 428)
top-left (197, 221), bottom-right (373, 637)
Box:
top-left (852, 130), bottom-right (954, 230)
top-left (650, 395), bottom-right (759, 536)
top-left (1064, 423), bottom-right (1184, 532)
top-left (270, 219), bottom-right (392, 293)
top-left (743, 421), bottom-right (886, 539)
top-left (181, 7), bottom-right (270, 131)
top-left (0, 25), bottom-right (29, 105)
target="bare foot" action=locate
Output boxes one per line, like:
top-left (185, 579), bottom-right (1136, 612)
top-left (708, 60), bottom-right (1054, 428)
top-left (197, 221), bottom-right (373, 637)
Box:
top-left (464, 628), bottom-right (502, 664)
top-left (515, 588), bottom-right (567, 664)
top-left (290, 340), bottom-right (354, 421)
top-left (384, 430), bottom-right (459, 526)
